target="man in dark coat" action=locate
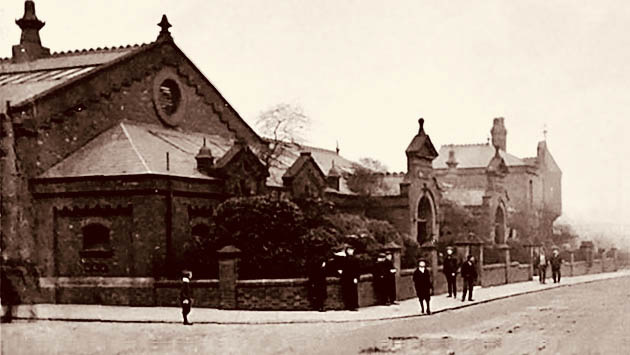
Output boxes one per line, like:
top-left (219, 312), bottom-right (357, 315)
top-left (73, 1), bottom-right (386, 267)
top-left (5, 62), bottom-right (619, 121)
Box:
top-left (443, 247), bottom-right (459, 298)
top-left (384, 251), bottom-right (397, 305)
top-left (549, 249), bottom-right (563, 283)
top-left (339, 246), bottom-right (360, 311)
top-left (308, 256), bottom-right (328, 311)
top-left (535, 251), bottom-right (548, 284)
top-left (180, 271), bottom-right (193, 325)
top-left (460, 255), bottom-right (477, 302)
top-left (413, 259), bottom-right (433, 314)
top-left (1, 271), bottom-right (20, 323)
top-left (372, 253), bottom-right (388, 305)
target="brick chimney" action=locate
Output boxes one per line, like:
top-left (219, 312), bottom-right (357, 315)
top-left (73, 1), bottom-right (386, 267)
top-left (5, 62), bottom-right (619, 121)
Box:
top-left (491, 117), bottom-right (507, 151)
top-left (12, 1), bottom-right (50, 63)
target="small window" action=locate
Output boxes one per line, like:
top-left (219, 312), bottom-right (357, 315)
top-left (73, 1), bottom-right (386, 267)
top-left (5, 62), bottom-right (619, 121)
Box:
top-left (157, 79), bottom-right (181, 116)
top-left (82, 223), bottom-right (111, 252)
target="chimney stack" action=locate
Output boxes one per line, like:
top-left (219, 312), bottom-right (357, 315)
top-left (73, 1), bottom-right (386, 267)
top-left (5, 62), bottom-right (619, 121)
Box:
top-left (12, 1), bottom-right (50, 63)
top-left (491, 117), bottom-right (507, 151)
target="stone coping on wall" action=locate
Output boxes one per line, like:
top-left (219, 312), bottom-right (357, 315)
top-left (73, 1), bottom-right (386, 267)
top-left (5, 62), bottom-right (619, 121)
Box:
top-left (483, 263), bottom-right (506, 270)
top-left (39, 277), bottom-right (155, 288)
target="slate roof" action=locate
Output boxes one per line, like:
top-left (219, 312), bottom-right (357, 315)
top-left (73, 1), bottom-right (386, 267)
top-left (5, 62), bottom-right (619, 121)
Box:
top-left (40, 122), bottom-right (361, 194)
top-left (433, 143), bottom-right (527, 169)
top-left (40, 121), bottom-right (232, 180)
top-left (0, 45), bottom-right (146, 110)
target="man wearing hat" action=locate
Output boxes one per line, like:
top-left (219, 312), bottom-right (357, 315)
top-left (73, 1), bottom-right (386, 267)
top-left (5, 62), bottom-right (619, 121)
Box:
top-left (372, 253), bottom-right (388, 305)
top-left (339, 246), bottom-right (360, 311)
top-left (180, 270), bottom-right (193, 325)
top-left (460, 255), bottom-right (477, 302)
top-left (443, 246), bottom-right (459, 298)
top-left (384, 251), bottom-right (397, 305)
top-left (549, 248), bottom-right (563, 283)
top-left (413, 259), bottom-right (433, 314)
top-left (308, 255), bottom-right (329, 311)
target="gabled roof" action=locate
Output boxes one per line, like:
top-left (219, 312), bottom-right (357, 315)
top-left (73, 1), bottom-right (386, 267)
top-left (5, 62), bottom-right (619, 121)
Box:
top-left (282, 152), bottom-right (326, 182)
top-left (405, 119), bottom-right (438, 159)
top-left (433, 143), bottom-right (527, 169)
top-left (40, 121), bottom-right (233, 179)
top-left (265, 141), bottom-right (356, 193)
top-left (486, 146), bottom-right (509, 175)
top-left (0, 45), bottom-right (147, 111)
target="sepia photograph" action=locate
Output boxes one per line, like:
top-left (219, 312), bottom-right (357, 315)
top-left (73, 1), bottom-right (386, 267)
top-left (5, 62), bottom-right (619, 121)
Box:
top-left (1, 1), bottom-right (629, 354)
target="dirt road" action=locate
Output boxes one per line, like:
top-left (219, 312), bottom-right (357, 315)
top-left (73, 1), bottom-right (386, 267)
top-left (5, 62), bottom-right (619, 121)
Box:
top-left (2, 276), bottom-right (629, 354)
top-left (320, 276), bottom-right (630, 354)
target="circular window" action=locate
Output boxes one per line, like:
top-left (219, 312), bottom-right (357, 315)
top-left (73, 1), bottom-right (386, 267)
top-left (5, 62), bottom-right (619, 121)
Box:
top-left (157, 79), bottom-right (181, 115)
top-left (152, 71), bottom-right (187, 127)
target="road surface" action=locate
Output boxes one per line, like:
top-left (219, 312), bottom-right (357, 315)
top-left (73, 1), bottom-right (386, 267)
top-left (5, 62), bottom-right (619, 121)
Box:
top-left (2, 276), bottom-right (629, 354)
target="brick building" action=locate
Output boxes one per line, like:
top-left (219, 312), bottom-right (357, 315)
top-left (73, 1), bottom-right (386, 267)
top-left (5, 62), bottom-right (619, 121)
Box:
top-left (433, 118), bottom-right (562, 244)
top-left (0, 2), bottom-right (557, 306)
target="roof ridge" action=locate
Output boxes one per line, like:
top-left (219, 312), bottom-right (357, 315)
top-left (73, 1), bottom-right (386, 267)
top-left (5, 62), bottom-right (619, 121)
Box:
top-left (442, 142), bottom-right (489, 148)
top-left (49, 43), bottom-right (149, 58)
top-left (0, 43), bottom-right (148, 63)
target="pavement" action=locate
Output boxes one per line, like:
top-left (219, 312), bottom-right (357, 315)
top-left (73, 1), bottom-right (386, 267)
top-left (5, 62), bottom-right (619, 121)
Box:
top-left (4, 269), bottom-right (629, 325)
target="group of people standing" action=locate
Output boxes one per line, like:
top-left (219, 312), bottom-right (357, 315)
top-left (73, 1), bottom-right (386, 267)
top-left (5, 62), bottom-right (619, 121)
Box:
top-left (535, 248), bottom-right (563, 284)
top-left (308, 245), bottom-right (362, 312)
top-left (411, 247), bottom-right (480, 315)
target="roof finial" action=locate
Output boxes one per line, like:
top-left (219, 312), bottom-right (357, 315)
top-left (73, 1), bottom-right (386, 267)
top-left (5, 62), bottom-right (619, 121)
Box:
top-left (418, 118), bottom-right (425, 134)
top-left (543, 124), bottom-right (548, 141)
top-left (335, 140), bottom-right (340, 155)
top-left (157, 14), bottom-right (173, 41)
top-left (12, 0), bottom-right (50, 63)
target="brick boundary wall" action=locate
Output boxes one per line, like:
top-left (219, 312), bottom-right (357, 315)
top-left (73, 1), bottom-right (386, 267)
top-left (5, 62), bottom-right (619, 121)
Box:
top-left (32, 256), bottom-right (618, 310)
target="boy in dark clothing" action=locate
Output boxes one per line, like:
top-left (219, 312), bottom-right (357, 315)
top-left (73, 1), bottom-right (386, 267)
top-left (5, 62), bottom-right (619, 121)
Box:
top-left (460, 255), bottom-right (477, 302)
top-left (180, 271), bottom-right (193, 325)
top-left (443, 247), bottom-right (459, 298)
top-left (413, 260), bottom-right (433, 314)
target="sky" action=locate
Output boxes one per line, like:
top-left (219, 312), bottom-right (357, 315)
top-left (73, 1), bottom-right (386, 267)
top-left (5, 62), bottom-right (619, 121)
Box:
top-left (1, 1), bottom-right (629, 236)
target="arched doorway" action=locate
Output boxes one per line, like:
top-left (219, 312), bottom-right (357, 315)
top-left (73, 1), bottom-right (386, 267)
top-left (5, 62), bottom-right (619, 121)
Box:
top-left (417, 195), bottom-right (434, 245)
top-left (494, 205), bottom-right (506, 244)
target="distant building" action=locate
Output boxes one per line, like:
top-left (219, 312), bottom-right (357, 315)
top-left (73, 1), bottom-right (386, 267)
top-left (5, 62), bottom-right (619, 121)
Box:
top-left (433, 118), bottom-right (562, 243)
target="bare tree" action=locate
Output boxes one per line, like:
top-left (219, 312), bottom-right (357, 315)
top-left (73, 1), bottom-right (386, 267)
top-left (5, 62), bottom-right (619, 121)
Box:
top-left (255, 103), bottom-right (311, 168)
top-left (358, 157), bottom-right (388, 173)
top-left (345, 157), bottom-right (388, 196)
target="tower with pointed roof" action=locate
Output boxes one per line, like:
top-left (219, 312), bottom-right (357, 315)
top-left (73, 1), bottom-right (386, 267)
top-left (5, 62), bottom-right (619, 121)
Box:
top-left (12, 1), bottom-right (50, 63)
top-left (404, 118), bottom-right (441, 245)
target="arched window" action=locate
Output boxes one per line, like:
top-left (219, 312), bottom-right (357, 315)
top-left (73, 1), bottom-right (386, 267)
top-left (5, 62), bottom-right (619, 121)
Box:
top-left (417, 196), bottom-right (434, 245)
top-left (494, 206), bottom-right (506, 244)
top-left (82, 223), bottom-right (111, 251)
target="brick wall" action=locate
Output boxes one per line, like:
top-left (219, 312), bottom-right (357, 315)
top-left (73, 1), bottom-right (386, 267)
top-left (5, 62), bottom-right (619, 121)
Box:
top-left (482, 264), bottom-right (507, 286)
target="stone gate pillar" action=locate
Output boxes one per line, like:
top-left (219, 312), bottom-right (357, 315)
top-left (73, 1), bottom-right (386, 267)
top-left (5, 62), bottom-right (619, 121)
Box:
top-left (419, 242), bottom-right (438, 287)
top-left (524, 239), bottom-right (541, 281)
top-left (580, 241), bottom-right (594, 268)
top-left (217, 245), bottom-right (241, 309)
top-left (611, 248), bottom-right (618, 271)
top-left (497, 244), bottom-right (510, 284)
top-left (455, 233), bottom-right (484, 286)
